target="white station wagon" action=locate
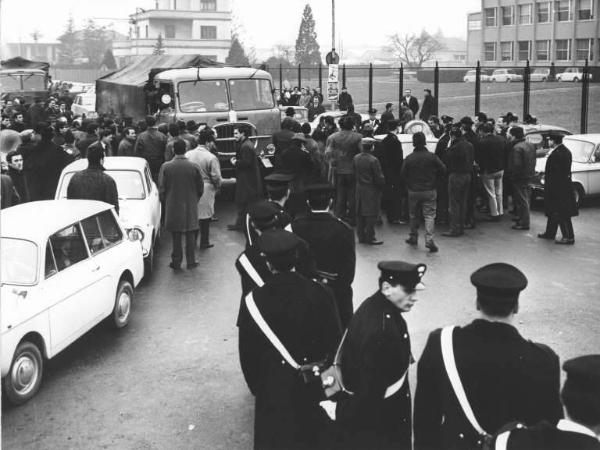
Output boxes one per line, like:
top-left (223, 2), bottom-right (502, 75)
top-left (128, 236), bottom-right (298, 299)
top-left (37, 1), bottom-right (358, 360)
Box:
top-left (56, 157), bottom-right (161, 276)
top-left (1, 200), bottom-right (144, 404)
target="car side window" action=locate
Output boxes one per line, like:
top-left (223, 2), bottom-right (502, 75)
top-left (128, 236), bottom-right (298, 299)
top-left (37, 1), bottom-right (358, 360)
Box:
top-left (49, 224), bottom-right (89, 271)
top-left (45, 241), bottom-right (58, 279)
top-left (526, 133), bottom-right (543, 148)
top-left (81, 216), bottom-right (105, 255)
top-left (594, 147), bottom-right (600, 163)
top-left (97, 210), bottom-right (123, 247)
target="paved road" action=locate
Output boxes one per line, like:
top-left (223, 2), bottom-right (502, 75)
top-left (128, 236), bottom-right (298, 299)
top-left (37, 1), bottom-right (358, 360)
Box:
top-left (3, 199), bottom-right (600, 449)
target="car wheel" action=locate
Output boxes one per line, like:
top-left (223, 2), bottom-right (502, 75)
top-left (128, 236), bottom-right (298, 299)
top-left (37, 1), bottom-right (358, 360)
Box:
top-left (112, 279), bottom-right (133, 329)
top-left (573, 78), bottom-right (579, 82)
top-left (143, 246), bottom-right (154, 278)
top-left (573, 184), bottom-right (584, 208)
top-left (506, 78), bottom-right (511, 83)
top-left (3, 341), bottom-right (43, 405)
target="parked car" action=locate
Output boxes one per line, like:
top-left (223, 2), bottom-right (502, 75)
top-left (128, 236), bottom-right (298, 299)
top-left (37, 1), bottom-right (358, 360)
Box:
top-left (463, 69), bottom-right (491, 82)
top-left (516, 124), bottom-right (572, 157)
top-left (556, 67), bottom-right (593, 82)
top-left (279, 106), bottom-right (308, 124)
top-left (374, 120), bottom-right (439, 154)
top-left (71, 92), bottom-right (97, 119)
top-left (1, 200), bottom-right (144, 405)
top-left (55, 157), bottom-right (161, 276)
top-left (490, 69), bottom-right (523, 82)
top-left (309, 110), bottom-right (377, 133)
top-left (532, 134), bottom-right (600, 206)
top-left (530, 68), bottom-right (551, 82)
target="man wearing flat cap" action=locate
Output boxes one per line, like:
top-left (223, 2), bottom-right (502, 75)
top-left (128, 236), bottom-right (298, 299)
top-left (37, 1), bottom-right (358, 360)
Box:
top-left (335, 261), bottom-right (427, 450)
top-left (414, 263), bottom-right (562, 450)
top-left (238, 229), bottom-right (342, 450)
top-left (361, 108), bottom-right (380, 135)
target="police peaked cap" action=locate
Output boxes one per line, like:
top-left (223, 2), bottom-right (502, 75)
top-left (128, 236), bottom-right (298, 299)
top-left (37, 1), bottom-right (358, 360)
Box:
top-left (563, 355), bottom-right (600, 397)
top-left (471, 263), bottom-right (527, 300)
top-left (247, 200), bottom-right (280, 223)
top-left (257, 229), bottom-right (301, 267)
top-left (378, 261), bottom-right (427, 290)
top-left (264, 172), bottom-right (294, 187)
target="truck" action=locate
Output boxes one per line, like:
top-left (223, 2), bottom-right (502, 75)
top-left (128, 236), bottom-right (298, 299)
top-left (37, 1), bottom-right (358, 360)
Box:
top-left (0, 57), bottom-right (51, 104)
top-left (96, 55), bottom-right (281, 177)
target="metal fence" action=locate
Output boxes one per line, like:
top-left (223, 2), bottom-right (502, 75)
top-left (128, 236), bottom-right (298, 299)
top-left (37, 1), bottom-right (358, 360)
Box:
top-left (265, 61), bottom-right (599, 134)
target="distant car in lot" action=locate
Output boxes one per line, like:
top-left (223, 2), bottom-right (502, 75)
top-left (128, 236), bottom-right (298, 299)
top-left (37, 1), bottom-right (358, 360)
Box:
top-left (532, 134), bottom-right (600, 206)
top-left (530, 68), bottom-right (551, 82)
top-left (374, 120), bottom-right (439, 154)
top-left (55, 157), bottom-right (161, 276)
top-left (71, 92), bottom-right (97, 119)
top-left (556, 67), bottom-right (593, 82)
top-left (490, 69), bottom-right (523, 82)
top-left (1, 200), bottom-right (144, 405)
top-left (463, 69), bottom-right (491, 82)
top-left (516, 124), bottom-right (572, 157)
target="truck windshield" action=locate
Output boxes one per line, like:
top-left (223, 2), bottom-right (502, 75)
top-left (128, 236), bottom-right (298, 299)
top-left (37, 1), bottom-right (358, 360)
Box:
top-left (22, 74), bottom-right (46, 91)
top-left (178, 80), bottom-right (229, 113)
top-left (0, 75), bottom-right (22, 91)
top-left (1, 238), bottom-right (38, 285)
top-left (229, 79), bottom-right (274, 110)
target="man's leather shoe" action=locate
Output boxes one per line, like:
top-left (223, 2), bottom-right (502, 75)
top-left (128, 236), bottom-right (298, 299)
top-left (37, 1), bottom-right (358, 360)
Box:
top-left (442, 231), bottom-right (463, 237)
top-left (169, 262), bottom-right (181, 270)
top-left (425, 241), bottom-right (439, 253)
top-left (366, 239), bottom-right (383, 245)
top-left (405, 238), bottom-right (418, 246)
top-left (187, 262), bottom-right (199, 269)
top-left (555, 238), bottom-right (575, 245)
top-left (511, 224), bottom-right (529, 230)
top-left (537, 233), bottom-right (554, 240)
top-left (200, 244), bottom-right (214, 249)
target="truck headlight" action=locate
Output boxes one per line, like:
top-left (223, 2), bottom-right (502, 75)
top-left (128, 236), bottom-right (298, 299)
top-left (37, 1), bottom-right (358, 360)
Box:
top-left (126, 228), bottom-right (144, 242)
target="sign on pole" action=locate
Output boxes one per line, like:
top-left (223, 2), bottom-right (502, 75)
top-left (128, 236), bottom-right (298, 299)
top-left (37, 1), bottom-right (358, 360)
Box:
top-left (327, 64), bottom-right (339, 101)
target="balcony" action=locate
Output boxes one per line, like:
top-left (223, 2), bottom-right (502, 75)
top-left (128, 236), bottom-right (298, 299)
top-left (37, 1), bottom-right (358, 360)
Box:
top-left (132, 9), bottom-right (231, 21)
top-left (113, 38), bottom-right (231, 51)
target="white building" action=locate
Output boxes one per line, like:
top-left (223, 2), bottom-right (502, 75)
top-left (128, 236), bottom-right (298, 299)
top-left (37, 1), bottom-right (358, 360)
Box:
top-left (112, 0), bottom-right (233, 67)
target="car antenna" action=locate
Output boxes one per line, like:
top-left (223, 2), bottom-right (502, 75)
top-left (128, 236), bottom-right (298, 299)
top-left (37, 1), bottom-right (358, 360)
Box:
top-left (249, 64), bottom-right (267, 79)
top-left (194, 66), bottom-right (202, 85)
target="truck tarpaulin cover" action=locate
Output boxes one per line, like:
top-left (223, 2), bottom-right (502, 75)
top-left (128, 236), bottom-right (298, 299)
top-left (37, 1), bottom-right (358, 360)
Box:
top-left (0, 57), bottom-right (50, 72)
top-left (96, 55), bottom-right (222, 120)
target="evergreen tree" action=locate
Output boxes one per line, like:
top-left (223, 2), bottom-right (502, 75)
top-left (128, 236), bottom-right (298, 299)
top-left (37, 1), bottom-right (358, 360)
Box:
top-left (101, 49), bottom-right (117, 69)
top-left (58, 15), bottom-right (80, 65)
top-left (82, 20), bottom-right (109, 67)
top-left (153, 34), bottom-right (165, 55)
top-left (226, 35), bottom-right (250, 66)
top-left (294, 4), bottom-right (322, 67)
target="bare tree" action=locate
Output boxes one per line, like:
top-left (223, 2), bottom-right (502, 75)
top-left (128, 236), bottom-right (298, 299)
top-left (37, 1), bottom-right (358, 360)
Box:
top-left (387, 30), bottom-right (445, 68)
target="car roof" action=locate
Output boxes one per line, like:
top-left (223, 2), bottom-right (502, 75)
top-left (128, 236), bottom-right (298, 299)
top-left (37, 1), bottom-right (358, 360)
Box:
top-left (61, 156), bottom-right (148, 173)
top-left (520, 124), bottom-right (571, 133)
top-left (155, 67), bottom-right (272, 82)
top-left (565, 134), bottom-right (600, 143)
top-left (1, 200), bottom-right (114, 242)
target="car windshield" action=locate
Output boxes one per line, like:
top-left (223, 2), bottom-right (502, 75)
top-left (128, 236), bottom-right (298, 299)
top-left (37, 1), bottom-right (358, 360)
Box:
top-left (229, 79), bottom-right (274, 110)
top-left (564, 139), bottom-right (595, 163)
top-left (22, 74), bottom-right (46, 91)
top-left (1, 238), bottom-right (38, 285)
top-left (58, 170), bottom-right (146, 200)
top-left (178, 80), bottom-right (229, 113)
top-left (0, 74), bottom-right (21, 91)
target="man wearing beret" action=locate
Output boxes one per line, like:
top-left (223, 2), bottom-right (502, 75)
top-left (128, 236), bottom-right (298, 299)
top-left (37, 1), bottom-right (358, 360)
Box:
top-left (335, 261), bottom-right (427, 450)
top-left (238, 230), bottom-right (342, 450)
top-left (493, 354), bottom-right (600, 449)
top-left (292, 183), bottom-right (356, 329)
top-left (414, 263), bottom-right (563, 450)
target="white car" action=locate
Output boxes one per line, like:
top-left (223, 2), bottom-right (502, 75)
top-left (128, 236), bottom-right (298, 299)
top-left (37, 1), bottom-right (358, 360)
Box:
top-left (530, 68), bottom-right (551, 82)
top-left (556, 67), bottom-right (593, 82)
top-left (463, 70), bottom-right (491, 82)
top-left (310, 111), bottom-right (379, 133)
top-left (374, 120), bottom-right (439, 154)
top-left (532, 134), bottom-right (600, 205)
top-left (55, 157), bottom-right (161, 276)
top-left (490, 69), bottom-right (523, 82)
top-left (1, 200), bottom-right (144, 404)
top-left (71, 92), bottom-right (97, 119)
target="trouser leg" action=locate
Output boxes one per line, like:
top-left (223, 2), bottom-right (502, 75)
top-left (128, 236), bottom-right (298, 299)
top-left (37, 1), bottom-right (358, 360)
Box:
top-left (422, 191), bottom-right (437, 243)
top-left (408, 191), bottom-right (420, 240)
top-left (346, 175), bottom-right (356, 221)
top-left (365, 216), bottom-right (377, 242)
top-left (495, 172), bottom-right (504, 215)
top-left (199, 219), bottom-right (210, 247)
top-left (356, 216), bottom-right (366, 242)
top-left (448, 175), bottom-right (461, 233)
top-left (544, 215), bottom-right (560, 238)
top-left (513, 181), bottom-right (530, 227)
top-left (559, 217), bottom-right (574, 240)
top-left (335, 175), bottom-right (346, 217)
top-left (458, 176), bottom-right (470, 230)
top-left (171, 231), bottom-right (183, 267)
top-left (184, 231), bottom-right (196, 265)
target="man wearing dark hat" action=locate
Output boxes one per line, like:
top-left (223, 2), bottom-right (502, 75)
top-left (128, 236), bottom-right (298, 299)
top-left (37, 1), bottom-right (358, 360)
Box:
top-left (135, 115), bottom-right (168, 182)
top-left (507, 126), bottom-right (536, 231)
top-left (493, 355), bottom-right (600, 449)
top-left (292, 183), bottom-right (356, 329)
top-left (280, 133), bottom-right (314, 218)
top-left (361, 108), bottom-right (380, 134)
top-left (380, 119), bottom-right (406, 225)
top-left (459, 116), bottom-right (479, 229)
top-left (379, 103), bottom-right (395, 135)
top-left (335, 261), bottom-right (427, 450)
top-left (238, 229), bottom-right (342, 450)
top-left (401, 89), bottom-right (419, 118)
top-left (338, 86), bottom-right (353, 111)
top-left (414, 263), bottom-right (562, 450)
top-left (419, 89), bottom-right (436, 122)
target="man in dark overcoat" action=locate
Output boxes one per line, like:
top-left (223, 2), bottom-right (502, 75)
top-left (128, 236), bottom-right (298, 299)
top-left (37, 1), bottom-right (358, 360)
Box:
top-left (238, 230), bottom-right (342, 450)
top-left (400, 89), bottom-right (419, 117)
top-left (380, 119), bottom-right (404, 224)
top-left (353, 138), bottom-right (386, 245)
top-left (135, 115), bottom-right (168, 182)
top-left (538, 133), bottom-right (578, 244)
top-left (335, 261), bottom-right (427, 450)
top-left (158, 139), bottom-right (204, 269)
top-left (228, 126), bottom-right (263, 231)
top-left (419, 89), bottom-right (436, 122)
top-left (414, 263), bottom-right (563, 450)
top-left (292, 184), bottom-right (356, 330)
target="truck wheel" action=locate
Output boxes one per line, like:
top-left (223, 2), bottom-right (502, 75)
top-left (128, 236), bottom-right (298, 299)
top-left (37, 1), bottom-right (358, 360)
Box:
top-left (3, 341), bottom-right (43, 405)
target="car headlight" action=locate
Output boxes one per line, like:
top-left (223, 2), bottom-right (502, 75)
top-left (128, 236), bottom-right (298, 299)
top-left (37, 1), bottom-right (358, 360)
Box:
top-left (540, 175), bottom-right (544, 185)
top-left (126, 227), bottom-right (144, 242)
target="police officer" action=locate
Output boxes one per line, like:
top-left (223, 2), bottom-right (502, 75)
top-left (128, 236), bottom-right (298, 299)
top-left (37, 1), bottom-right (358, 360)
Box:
top-left (493, 354), bottom-right (600, 450)
top-left (414, 263), bottom-right (563, 450)
top-left (292, 184), bottom-right (356, 330)
top-left (238, 229), bottom-right (342, 450)
top-left (335, 261), bottom-right (427, 450)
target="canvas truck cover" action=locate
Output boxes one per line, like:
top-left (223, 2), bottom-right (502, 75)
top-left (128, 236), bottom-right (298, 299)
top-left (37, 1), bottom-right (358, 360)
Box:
top-left (0, 57), bottom-right (50, 73)
top-left (96, 55), bottom-right (222, 120)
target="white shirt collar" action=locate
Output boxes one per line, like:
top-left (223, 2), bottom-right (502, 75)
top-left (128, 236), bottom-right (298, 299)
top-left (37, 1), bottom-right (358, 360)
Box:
top-left (557, 419), bottom-right (599, 440)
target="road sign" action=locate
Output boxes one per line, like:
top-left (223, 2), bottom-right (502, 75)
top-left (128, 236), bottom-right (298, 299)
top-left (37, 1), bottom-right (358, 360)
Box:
top-left (325, 51), bottom-right (340, 65)
top-left (327, 64), bottom-right (339, 101)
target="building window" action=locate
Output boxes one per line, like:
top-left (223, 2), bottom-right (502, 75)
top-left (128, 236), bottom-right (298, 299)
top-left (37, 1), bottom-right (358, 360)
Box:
top-left (578, 0), bottom-right (593, 19)
top-left (555, 0), bottom-right (573, 21)
top-left (502, 6), bottom-right (515, 25)
top-left (555, 39), bottom-right (571, 60)
top-left (200, 26), bottom-right (217, 40)
top-left (484, 42), bottom-right (497, 61)
top-left (468, 19), bottom-right (482, 30)
top-left (537, 2), bottom-right (552, 22)
top-left (165, 24), bottom-right (175, 39)
top-left (518, 41), bottom-right (531, 60)
top-left (200, 0), bottom-right (217, 10)
top-left (485, 8), bottom-right (497, 26)
top-left (519, 4), bottom-right (533, 24)
top-left (576, 38), bottom-right (594, 60)
top-left (536, 40), bottom-right (550, 60)
top-left (501, 41), bottom-right (514, 61)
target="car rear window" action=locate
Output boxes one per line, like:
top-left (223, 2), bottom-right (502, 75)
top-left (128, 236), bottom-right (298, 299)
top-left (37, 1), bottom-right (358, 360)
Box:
top-left (58, 170), bottom-right (145, 200)
top-left (564, 139), bottom-right (595, 163)
top-left (0, 238), bottom-right (38, 285)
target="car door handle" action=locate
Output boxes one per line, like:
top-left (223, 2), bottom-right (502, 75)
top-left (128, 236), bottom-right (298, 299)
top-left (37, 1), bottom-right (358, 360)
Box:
top-left (92, 266), bottom-right (101, 272)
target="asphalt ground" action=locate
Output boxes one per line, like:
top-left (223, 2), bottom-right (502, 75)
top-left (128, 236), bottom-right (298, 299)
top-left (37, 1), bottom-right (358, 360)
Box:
top-left (2, 198), bottom-right (600, 449)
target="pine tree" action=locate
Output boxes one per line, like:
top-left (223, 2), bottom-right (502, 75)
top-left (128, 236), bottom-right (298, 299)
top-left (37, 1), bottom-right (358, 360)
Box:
top-left (101, 49), bottom-right (117, 69)
top-left (226, 35), bottom-right (250, 66)
top-left (153, 34), bottom-right (165, 55)
top-left (294, 4), bottom-right (322, 67)
top-left (82, 20), bottom-right (109, 67)
top-left (58, 15), bottom-right (80, 65)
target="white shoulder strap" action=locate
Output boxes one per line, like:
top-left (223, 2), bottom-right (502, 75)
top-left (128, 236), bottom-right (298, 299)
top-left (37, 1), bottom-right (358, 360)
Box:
top-left (245, 292), bottom-right (300, 370)
top-left (494, 430), bottom-right (510, 450)
top-left (245, 213), bottom-right (253, 246)
top-left (440, 326), bottom-right (487, 436)
top-left (384, 369), bottom-right (408, 398)
top-left (238, 253), bottom-right (265, 287)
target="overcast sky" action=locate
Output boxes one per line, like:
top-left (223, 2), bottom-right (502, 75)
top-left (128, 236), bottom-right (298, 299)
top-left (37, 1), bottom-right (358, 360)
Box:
top-left (1, 0), bottom-right (480, 50)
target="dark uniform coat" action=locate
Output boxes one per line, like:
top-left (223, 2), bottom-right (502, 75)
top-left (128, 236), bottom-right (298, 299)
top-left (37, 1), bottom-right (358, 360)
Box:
top-left (1, 174), bottom-right (20, 209)
top-left (134, 127), bottom-right (168, 181)
top-left (292, 211), bottom-right (356, 329)
top-left (158, 155), bottom-right (204, 232)
top-left (544, 144), bottom-right (578, 218)
top-left (234, 137), bottom-right (263, 205)
top-left (353, 152), bottom-right (385, 217)
top-left (419, 95), bottom-right (436, 122)
top-left (493, 420), bottom-right (600, 450)
top-left (67, 165), bottom-right (120, 214)
top-left (413, 320), bottom-right (563, 450)
top-left (238, 271), bottom-right (342, 450)
top-left (336, 291), bottom-right (413, 450)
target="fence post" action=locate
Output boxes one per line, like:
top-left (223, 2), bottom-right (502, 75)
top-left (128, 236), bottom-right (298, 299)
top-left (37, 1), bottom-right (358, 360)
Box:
top-left (319, 63), bottom-right (323, 92)
top-left (368, 63), bottom-right (373, 112)
top-left (298, 64), bottom-right (302, 90)
top-left (399, 63), bottom-right (404, 107)
top-left (523, 60), bottom-right (531, 119)
top-left (279, 64), bottom-right (283, 93)
top-left (342, 63), bottom-right (346, 89)
top-left (434, 61), bottom-right (440, 116)
top-left (581, 59), bottom-right (589, 134)
top-left (475, 61), bottom-right (481, 115)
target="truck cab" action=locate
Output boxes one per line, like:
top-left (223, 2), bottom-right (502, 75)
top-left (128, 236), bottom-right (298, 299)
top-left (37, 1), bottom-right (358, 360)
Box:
top-left (0, 68), bottom-right (49, 104)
